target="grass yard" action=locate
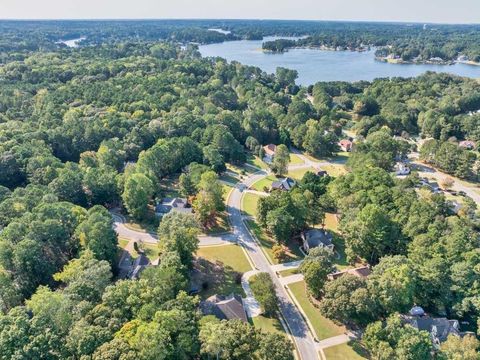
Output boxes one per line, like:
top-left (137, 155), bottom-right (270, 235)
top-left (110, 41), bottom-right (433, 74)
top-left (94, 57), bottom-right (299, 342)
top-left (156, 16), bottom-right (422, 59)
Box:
top-left (219, 173), bottom-right (239, 185)
top-left (246, 155), bottom-right (269, 170)
top-left (332, 234), bottom-right (349, 270)
top-left (278, 268), bottom-right (299, 277)
top-left (251, 175), bottom-right (277, 192)
top-left (197, 244), bottom-right (252, 273)
top-left (324, 213), bottom-right (339, 232)
top-left (205, 211), bottom-right (231, 235)
top-left (222, 183), bottom-right (233, 199)
top-left (287, 167), bottom-right (316, 181)
top-left (322, 164), bottom-right (348, 177)
top-left (196, 244), bottom-right (252, 298)
top-left (242, 192), bottom-right (261, 217)
top-left (323, 342), bottom-right (369, 360)
top-left (245, 220), bottom-right (303, 264)
top-left (251, 315), bottom-right (286, 335)
top-left (289, 154), bottom-right (305, 165)
top-left (288, 281), bottom-right (344, 340)
top-left (118, 238), bottom-right (159, 262)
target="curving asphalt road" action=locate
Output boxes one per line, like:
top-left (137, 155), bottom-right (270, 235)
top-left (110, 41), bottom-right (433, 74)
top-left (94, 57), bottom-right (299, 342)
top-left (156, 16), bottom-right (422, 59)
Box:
top-left (112, 213), bottom-right (237, 247)
top-left (228, 170), bottom-right (319, 360)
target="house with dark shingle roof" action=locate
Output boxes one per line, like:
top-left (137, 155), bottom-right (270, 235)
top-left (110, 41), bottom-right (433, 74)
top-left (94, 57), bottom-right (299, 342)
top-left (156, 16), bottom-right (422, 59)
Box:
top-left (127, 253), bottom-right (150, 279)
top-left (155, 197), bottom-right (192, 216)
top-left (201, 294), bottom-right (248, 323)
top-left (301, 229), bottom-right (334, 253)
top-left (402, 307), bottom-right (462, 348)
top-left (271, 177), bottom-right (296, 191)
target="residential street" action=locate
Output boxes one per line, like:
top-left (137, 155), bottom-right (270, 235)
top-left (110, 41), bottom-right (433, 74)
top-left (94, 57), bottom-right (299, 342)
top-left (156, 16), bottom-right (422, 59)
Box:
top-left (227, 170), bottom-right (319, 360)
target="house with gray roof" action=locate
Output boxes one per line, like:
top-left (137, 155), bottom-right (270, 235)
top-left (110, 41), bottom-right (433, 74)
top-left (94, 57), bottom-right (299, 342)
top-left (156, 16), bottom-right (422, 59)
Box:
top-left (127, 253), bottom-right (151, 279)
top-left (201, 294), bottom-right (248, 323)
top-left (402, 307), bottom-right (461, 348)
top-left (301, 229), bottom-right (334, 253)
top-left (271, 177), bottom-right (296, 191)
top-left (155, 197), bottom-right (192, 216)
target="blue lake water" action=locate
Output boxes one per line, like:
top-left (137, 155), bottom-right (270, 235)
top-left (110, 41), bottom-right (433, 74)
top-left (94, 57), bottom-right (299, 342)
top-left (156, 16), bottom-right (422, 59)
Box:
top-left (199, 37), bottom-right (480, 85)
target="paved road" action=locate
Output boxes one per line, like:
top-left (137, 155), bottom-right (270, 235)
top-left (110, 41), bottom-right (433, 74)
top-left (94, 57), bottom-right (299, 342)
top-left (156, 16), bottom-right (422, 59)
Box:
top-left (410, 161), bottom-right (480, 204)
top-left (228, 170), bottom-right (319, 360)
top-left (112, 213), bottom-right (237, 247)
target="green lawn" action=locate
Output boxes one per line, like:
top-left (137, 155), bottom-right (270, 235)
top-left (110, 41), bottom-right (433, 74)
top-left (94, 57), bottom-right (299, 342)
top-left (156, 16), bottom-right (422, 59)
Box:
top-left (219, 173), bottom-right (239, 185)
top-left (246, 155), bottom-right (269, 170)
top-left (288, 281), bottom-right (344, 340)
top-left (245, 220), bottom-right (303, 264)
top-left (222, 183), bottom-right (233, 200)
top-left (324, 213), bottom-right (339, 232)
top-left (251, 315), bottom-right (286, 335)
top-left (287, 167), bottom-right (316, 181)
top-left (205, 211), bottom-right (231, 235)
top-left (196, 244), bottom-right (252, 298)
top-left (278, 268), bottom-right (299, 277)
top-left (118, 238), bottom-right (159, 262)
top-left (251, 175), bottom-right (277, 192)
top-left (197, 244), bottom-right (252, 273)
top-left (324, 342), bottom-right (369, 360)
top-left (332, 235), bottom-right (349, 271)
top-left (322, 164), bottom-right (348, 177)
top-left (289, 154), bottom-right (304, 165)
top-left (242, 192), bottom-right (261, 217)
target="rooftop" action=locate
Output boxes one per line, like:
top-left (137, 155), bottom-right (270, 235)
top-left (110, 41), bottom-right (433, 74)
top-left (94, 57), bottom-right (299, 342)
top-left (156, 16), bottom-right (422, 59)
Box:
top-left (201, 294), bottom-right (248, 322)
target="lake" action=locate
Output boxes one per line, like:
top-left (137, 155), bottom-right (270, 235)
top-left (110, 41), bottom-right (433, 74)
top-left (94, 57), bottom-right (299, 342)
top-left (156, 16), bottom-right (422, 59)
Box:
top-left (199, 37), bottom-right (480, 85)
top-left (59, 37), bottom-right (86, 48)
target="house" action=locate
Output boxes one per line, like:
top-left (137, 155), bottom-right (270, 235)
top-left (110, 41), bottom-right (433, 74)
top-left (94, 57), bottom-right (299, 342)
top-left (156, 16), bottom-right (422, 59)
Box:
top-left (395, 162), bottom-right (411, 176)
top-left (201, 294), bottom-right (248, 322)
top-left (328, 265), bottom-right (371, 281)
top-left (155, 197), bottom-right (192, 216)
top-left (301, 229), bottom-right (335, 253)
top-left (127, 253), bottom-right (150, 279)
top-left (271, 177), bottom-right (296, 191)
top-left (316, 169), bottom-right (328, 177)
top-left (262, 144), bottom-right (277, 163)
top-left (402, 307), bottom-right (461, 348)
top-left (338, 139), bottom-right (353, 152)
top-left (459, 140), bottom-right (476, 150)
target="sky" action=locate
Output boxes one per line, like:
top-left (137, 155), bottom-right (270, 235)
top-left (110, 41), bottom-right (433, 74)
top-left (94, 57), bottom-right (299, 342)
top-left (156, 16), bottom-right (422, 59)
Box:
top-left (1, 0), bottom-right (480, 24)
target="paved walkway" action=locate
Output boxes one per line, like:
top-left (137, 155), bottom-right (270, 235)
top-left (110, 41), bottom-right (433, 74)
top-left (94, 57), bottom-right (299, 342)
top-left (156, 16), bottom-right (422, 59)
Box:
top-left (244, 189), bottom-right (269, 197)
top-left (241, 270), bottom-right (262, 317)
top-left (271, 260), bottom-right (303, 272)
top-left (279, 273), bottom-right (305, 286)
top-left (316, 333), bottom-right (354, 350)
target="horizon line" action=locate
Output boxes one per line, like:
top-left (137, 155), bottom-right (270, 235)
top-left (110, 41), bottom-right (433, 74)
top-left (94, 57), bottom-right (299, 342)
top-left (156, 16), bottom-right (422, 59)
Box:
top-left (0, 18), bottom-right (479, 26)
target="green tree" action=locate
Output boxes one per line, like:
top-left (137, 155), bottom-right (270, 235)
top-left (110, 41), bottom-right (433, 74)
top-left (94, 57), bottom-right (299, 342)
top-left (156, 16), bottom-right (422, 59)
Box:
top-left (158, 212), bottom-right (199, 268)
top-left (75, 206), bottom-right (118, 269)
top-left (257, 333), bottom-right (294, 360)
top-left (250, 272), bottom-right (279, 316)
top-left (300, 247), bottom-right (334, 298)
top-left (272, 144), bottom-right (289, 176)
top-left (122, 173), bottom-right (154, 221)
top-left (199, 319), bottom-right (258, 360)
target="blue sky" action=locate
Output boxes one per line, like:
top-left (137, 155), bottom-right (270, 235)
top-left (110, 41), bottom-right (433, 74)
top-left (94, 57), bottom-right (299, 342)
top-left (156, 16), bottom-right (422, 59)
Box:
top-left (2, 0), bottom-right (479, 23)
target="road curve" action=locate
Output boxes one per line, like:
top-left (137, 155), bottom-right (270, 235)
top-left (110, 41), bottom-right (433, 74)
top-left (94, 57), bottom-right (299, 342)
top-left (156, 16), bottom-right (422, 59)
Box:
top-left (112, 213), bottom-right (237, 247)
top-left (229, 170), bottom-right (319, 360)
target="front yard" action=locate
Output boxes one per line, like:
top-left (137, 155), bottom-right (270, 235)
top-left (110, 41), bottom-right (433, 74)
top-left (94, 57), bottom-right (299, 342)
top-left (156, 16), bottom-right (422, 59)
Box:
top-left (251, 175), bottom-right (277, 192)
top-left (287, 167), bottom-right (316, 181)
top-left (245, 220), bottom-right (303, 264)
top-left (242, 192), bottom-right (262, 217)
top-left (323, 342), bottom-right (369, 360)
top-left (195, 244), bottom-right (252, 298)
top-left (251, 315), bottom-right (286, 335)
top-left (287, 280), bottom-right (345, 341)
